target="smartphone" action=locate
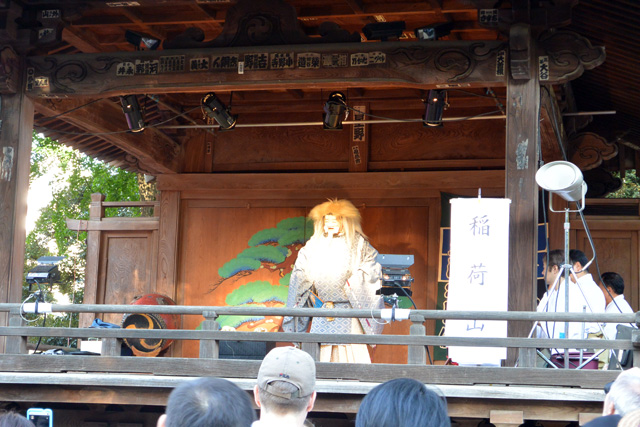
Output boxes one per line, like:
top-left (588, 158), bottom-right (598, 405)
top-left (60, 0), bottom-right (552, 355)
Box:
top-left (26, 408), bottom-right (53, 427)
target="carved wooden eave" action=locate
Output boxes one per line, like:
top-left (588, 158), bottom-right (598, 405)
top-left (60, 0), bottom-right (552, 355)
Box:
top-left (24, 40), bottom-right (508, 98)
top-left (537, 30), bottom-right (605, 83)
top-left (569, 132), bottom-right (618, 171)
top-left (23, 30), bottom-right (605, 101)
top-left (35, 98), bottom-right (183, 174)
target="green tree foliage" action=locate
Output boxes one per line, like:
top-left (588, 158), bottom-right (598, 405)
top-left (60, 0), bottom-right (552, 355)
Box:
top-left (216, 281), bottom-right (289, 328)
top-left (225, 281), bottom-right (289, 305)
top-left (607, 170), bottom-right (640, 198)
top-left (218, 257), bottom-right (262, 278)
top-left (237, 246), bottom-right (287, 263)
top-left (248, 228), bottom-right (282, 246)
top-left (279, 273), bottom-right (291, 286)
top-left (24, 133), bottom-right (143, 348)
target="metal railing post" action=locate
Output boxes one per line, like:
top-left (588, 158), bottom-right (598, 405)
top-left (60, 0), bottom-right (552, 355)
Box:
top-left (199, 311), bottom-right (220, 359)
top-left (408, 314), bottom-right (426, 364)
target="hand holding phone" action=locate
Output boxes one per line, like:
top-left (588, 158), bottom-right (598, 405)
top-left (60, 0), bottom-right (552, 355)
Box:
top-left (26, 408), bottom-right (53, 427)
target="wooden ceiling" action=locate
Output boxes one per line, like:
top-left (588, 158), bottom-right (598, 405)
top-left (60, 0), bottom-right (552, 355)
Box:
top-left (13, 0), bottom-right (640, 176)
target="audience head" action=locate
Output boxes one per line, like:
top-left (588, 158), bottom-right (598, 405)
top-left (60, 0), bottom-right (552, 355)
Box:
top-left (0, 412), bottom-right (35, 427)
top-left (604, 368), bottom-right (640, 416)
top-left (355, 378), bottom-right (450, 427)
top-left (254, 346), bottom-right (317, 421)
top-left (158, 377), bottom-right (256, 427)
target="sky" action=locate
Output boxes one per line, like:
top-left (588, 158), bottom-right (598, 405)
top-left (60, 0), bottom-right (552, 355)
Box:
top-left (26, 168), bottom-right (56, 234)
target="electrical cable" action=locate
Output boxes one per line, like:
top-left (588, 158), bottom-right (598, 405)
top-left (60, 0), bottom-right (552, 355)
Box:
top-left (37, 98), bottom-right (102, 123)
top-left (347, 105), bottom-right (502, 124)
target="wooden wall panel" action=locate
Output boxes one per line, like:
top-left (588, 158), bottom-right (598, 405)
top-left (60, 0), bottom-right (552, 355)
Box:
top-left (96, 232), bottom-right (157, 325)
top-left (574, 229), bottom-right (639, 312)
top-left (369, 119), bottom-right (505, 162)
top-left (177, 205), bottom-right (308, 357)
top-left (210, 113), bottom-right (349, 171)
top-left (175, 202), bottom-right (434, 363)
top-left (364, 204), bottom-right (436, 364)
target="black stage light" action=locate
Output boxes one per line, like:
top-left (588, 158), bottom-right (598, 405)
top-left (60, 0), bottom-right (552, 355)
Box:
top-left (125, 30), bottom-right (160, 50)
top-left (414, 22), bottom-right (454, 41)
top-left (201, 92), bottom-right (237, 130)
top-left (362, 21), bottom-right (406, 41)
top-left (323, 91), bottom-right (348, 130)
top-left (423, 90), bottom-right (447, 127)
top-left (120, 95), bottom-right (145, 132)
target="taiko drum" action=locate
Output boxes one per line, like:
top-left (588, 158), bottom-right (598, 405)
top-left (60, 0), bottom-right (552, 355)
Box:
top-left (121, 294), bottom-right (180, 357)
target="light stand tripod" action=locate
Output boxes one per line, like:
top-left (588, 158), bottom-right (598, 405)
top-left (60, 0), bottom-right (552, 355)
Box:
top-left (531, 192), bottom-right (611, 368)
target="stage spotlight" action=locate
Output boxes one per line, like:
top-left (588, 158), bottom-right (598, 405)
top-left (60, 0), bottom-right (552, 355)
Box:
top-left (323, 91), bottom-right (348, 130)
top-left (120, 95), bottom-right (145, 132)
top-left (423, 90), bottom-right (447, 127)
top-left (414, 22), bottom-right (454, 41)
top-left (201, 92), bottom-right (237, 130)
top-left (125, 30), bottom-right (160, 50)
top-left (362, 21), bottom-right (405, 41)
top-left (536, 161), bottom-right (587, 203)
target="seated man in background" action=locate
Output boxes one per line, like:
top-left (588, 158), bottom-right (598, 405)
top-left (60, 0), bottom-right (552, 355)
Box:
top-left (157, 377), bottom-right (256, 427)
top-left (600, 272), bottom-right (634, 340)
top-left (253, 346), bottom-right (317, 427)
top-left (536, 249), bottom-right (605, 367)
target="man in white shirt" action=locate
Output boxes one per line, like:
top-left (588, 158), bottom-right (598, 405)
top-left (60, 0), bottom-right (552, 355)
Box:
top-left (536, 250), bottom-right (606, 366)
top-left (253, 346), bottom-right (316, 427)
top-left (600, 272), bottom-right (634, 340)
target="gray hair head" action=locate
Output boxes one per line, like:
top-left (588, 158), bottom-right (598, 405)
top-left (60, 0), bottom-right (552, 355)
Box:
top-left (607, 368), bottom-right (640, 416)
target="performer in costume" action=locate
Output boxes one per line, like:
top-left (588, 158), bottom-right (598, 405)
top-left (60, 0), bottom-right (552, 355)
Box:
top-left (282, 199), bottom-right (384, 363)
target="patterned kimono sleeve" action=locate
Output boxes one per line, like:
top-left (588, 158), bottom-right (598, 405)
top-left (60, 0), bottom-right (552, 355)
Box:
top-left (345, 236), bottom-right (385, 335)
top-left (282, 247), bottom-right (313, 333)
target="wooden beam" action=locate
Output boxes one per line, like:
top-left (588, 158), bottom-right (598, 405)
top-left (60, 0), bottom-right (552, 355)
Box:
top-left (505, 24), bottom-right (539, 365)
top-left (156, 170), bottom-right (505, 198)
top-left (25, 40), bottom-right (508, 98)
top-left (0, 355), bottom-right (620, 388)
top-left (34, 98), bottom-right (183, 174)
top-left (61, 25), bottom-right (103, 53)
top-left (0, 60), bottom-right (34, 353)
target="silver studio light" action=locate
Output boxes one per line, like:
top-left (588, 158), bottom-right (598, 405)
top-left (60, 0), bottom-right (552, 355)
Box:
top-left (535, 161), bottom-right (587, 204)
top-left (120, 95), bottom-right (145, 132)
top-left (201, 92), bottom-right (237, 130)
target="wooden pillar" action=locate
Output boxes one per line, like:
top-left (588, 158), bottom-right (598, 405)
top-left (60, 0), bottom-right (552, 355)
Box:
top-left (0, 53), bottom-right (34, 353)
top-left (505, 24), bottom-right (539, 365)
top-left (79, 193), bottom-right (105, 328)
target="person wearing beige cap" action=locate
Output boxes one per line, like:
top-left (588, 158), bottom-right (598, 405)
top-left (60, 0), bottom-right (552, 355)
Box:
top-left (253, 346), bottom-right (317, 427)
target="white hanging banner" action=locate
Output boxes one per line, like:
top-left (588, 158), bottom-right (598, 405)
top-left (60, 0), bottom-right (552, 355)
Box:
top-left (444, 197), bottom-right (511, 365)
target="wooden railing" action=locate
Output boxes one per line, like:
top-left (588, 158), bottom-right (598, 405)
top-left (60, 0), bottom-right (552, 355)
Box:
top-left (0, 303), bottom-right (637, 385)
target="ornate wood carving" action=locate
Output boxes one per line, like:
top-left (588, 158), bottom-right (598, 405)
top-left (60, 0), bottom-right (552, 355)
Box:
top-left (538, 30), bottom-right (605, 83)
top-left (0, 46), bottom-right (18, 93)
top-left (24, 40), bottom-right (508, 98)
top-left (568, 132), bottom-right (618, 171)
top-left (164, 0), bottom-right (360, 49)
